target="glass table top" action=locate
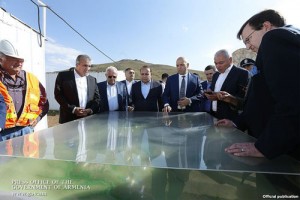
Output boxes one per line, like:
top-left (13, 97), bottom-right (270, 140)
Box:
top-left (0, 112), bottom-right (299, 175)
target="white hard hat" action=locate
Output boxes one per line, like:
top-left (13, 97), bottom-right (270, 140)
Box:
top-left (0, 39), bottom-right (23, 59)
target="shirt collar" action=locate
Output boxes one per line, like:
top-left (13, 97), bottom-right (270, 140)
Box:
top-left (74, 69), bottom-right (87, 78)
top-left (222, 65), bottom-right (233, 74)
top-left (141, 80), bottom-right (151, 85)
top-left (126, 80), bottom-right (134, 84)
top-left (179, 73), bottom-right (188, 78)
top-left (107, 82), bottom-right (116, 87)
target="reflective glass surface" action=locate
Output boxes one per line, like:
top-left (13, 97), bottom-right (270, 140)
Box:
top-left (0, 112), bottom-right (299, 199)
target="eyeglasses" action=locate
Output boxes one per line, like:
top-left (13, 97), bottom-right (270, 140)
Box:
top-left (108, 76), bottom-right (117, 79)
top-left (243, 30), bottom-right (256, 45)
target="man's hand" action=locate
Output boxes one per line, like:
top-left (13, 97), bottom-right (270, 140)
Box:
top-left (216, 91), bottom-right (238, 106)
top-left (225, 142), bottom-right (264, 157)
top-left (162, 105), bottom-right (172, 112)
top-left (74, 107), bottom-right (89, 117)
top-left (177, 97), bottom-right (190, 107)
top-left (215, 119), bottom-right (234, 127)
top-left (204, 91), bottom-right (218, 100)
top-left (127, 106), bottom-right (134, 112)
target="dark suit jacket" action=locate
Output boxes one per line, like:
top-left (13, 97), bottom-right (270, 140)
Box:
top-left (200, 81), bottom-right (211, 112)
top-left (0, 93), bottom-right (6, 131)
top-left (234, 25), bottom-right (300, 160)
top-left (131, 80), bottom-right (163, 112)
top-left (54, 69), bottom-right (100, 124)
top-left (162, 73), bottom-right (203, 112)
top-left (121, 80), bottom-right (137, 106)
top-left (97, 81), bottom-right (128, 112)
top-left (210, 66), bottom-right (249, 120)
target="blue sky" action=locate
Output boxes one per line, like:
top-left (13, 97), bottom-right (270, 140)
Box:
top-left (1, 0), bottom-right (299, 72)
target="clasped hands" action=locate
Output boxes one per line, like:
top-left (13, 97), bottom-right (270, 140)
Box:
top-left (74, 107), bottom-right (93, 117)
top-left (204, 90), bottom-right (234, 103)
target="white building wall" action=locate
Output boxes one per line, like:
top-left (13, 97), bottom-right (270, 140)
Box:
top-left (0, 8), bottom-right (47, 131)
top-left (46, 71), bottom-right (125, 110)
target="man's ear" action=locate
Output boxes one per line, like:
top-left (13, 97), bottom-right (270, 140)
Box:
top-left (263, 21), bottom-right (273, 31)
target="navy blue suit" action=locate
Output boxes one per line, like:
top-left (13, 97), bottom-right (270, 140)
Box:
top-left (210, 66), bottom-right (249, 120)
top-left (0, 93), bottom-right (6, 135)
top-left (97, 81), bottom-right (128, 112)
top-left (162, 73), bottom-right (203, 112)
top-left (131, 80), bottom-right (163, 112)
top-left (200, 81), bottom-right (211, 112)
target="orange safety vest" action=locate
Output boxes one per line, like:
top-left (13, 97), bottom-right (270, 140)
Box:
top-left (0, 72), bottom-right (41, 128)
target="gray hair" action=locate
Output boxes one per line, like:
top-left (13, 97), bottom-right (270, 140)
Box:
top-left (76, 54), bottom-right (91, 65)
top-left (105, 66), bottom-right (118, 74)
top-left (214, 49), bottom-right (231, 59)
top-left (176, 56), bottom-right (189, 64)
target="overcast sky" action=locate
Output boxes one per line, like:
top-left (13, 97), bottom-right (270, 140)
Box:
top-left (1, 0), bottom-right (299, 72)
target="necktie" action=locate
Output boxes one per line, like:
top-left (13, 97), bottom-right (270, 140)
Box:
top-left (179, 76), bottom-right (186, 98)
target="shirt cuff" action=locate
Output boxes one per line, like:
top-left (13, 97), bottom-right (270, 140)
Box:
top-left (188, 98), bottom-right (192, 106)
top-left (72, 107), bottom-right (77, 114)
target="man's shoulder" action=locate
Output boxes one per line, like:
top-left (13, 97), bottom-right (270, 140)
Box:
top-left (263, 25), bottom-right (300, 45)
top-left (24, 71), bottom-right (40, 81)
top-left (87, 74), bottom-right (97, 81)
top-left (132, 81), bottom-right (141, 88)
top-left (167, 74), bottom-right (178, 81)
top-left (232, 65), bottom-right (248, 73)
top-left (57, 70), bottom-right (73, 78)
top-left (97, 81), bottom-right (106, 86)
top-left (116, 81), bottom-right (126, 87)
top-left (152, 80), bottom-right (162, 87)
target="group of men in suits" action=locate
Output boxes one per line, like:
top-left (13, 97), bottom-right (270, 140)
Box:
top-left (54, 55), bottom-right (207, 124)
top-left (54, 9), bottom-right (300, 162)
top-left (54, 52), bottom-right (250, 123)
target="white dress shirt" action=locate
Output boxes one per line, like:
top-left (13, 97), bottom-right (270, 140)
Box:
top-left (126, 80), bottom-right (134, 95)
top-left (107, 83), bottom-right (119, 111)
top-left (74, 70), bottom-right (88, 108)
top-left (212, 65), bottom-right (233, 111)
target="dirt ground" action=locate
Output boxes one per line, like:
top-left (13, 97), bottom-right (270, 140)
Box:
top-left (47, 113), bottom-right (59, 127)
top-left (47, 115), bottom-right (59, 127)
